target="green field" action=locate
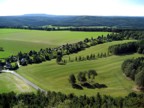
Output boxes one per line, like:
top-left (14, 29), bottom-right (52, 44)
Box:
top-left (63, 40), bottom-right (137, 60)
top-left (0, 29), bottom-right (143, 97)
top-left (0, 73), bottom-right (34, 93)
top-left (0, 29), bottom-right (110, 58)
top-left (16, 40), bottom-right (143, 97)
top-left (0, 29), bottom-right (111, 94)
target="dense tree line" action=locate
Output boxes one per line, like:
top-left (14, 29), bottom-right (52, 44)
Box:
top-left (0, 91), bottom-right (144, 108)
top-left (69, 27), bottom-right (126, 32)
top-left (137, 40), bottom-right (144, 54)
top-left (120, 31), bottom-right (144, 40)
top-left (108, 41), bottom-right (144, 55)
top-left (108, 42), bottom-right (138, 55)
top-left (107, 31), bottom-right (144, 41)
top-left (1, 25), bottom-right (144, 32)
top-left (1, 15), bottom-right (144, 29)
top-left (122, 57), bottom-right (144, 90)
top-left (0, 26), bottom-right (131, 32)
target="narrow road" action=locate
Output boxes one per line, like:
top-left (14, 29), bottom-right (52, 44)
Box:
top-left (1, 70), bottom-right (46, 93)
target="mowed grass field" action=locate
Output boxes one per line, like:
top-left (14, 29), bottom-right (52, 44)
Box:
top-left (0, 29), bottom-right (110, 94)
top-left (17, 40), bottom-right (143, 97)
top-left (0, 29), bottom-right (110, 58)
top-left (1, 29), bottom-right (143, 96)
top-left (63, 40), bottom-right (137, 60)
top-left (0, 73), bottom-right (35, 93)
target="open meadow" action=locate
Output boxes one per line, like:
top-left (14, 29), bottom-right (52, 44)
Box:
top-left (0, 29), bottom-right (109, 58)
top-left (16, 41), bottom-right (143, 97)
top-left (0, 29), bottom-right (110, 93)
top-left (0, 29), bottom-right (143, 97)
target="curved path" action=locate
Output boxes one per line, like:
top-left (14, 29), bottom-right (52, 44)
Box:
top-left (1, 70), bottom-right (46, 93)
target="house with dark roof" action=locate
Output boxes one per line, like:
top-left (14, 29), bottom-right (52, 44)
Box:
top-left (4, 62), bottom-right (12, 69)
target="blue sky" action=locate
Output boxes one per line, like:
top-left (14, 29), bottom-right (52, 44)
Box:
top-left (0, 0), bottom-right (144, 16)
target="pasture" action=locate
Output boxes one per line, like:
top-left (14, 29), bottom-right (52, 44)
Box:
top-left (17, 40), bottom-right (142, 97)
top-left (0, 29), bottom-right (110, 93)
top-left (0, 29), bottom-right (143, 96)
top-left (63, 40), bottom-right (137, 60)
top-left (0, 29), bottom-right (109, 58)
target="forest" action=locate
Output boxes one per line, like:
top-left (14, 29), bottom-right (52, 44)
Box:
top-left (0, 90), bottom-right (144, 108)
top-left (122, 57), bottom-right (144, 90)
top-left (0, 15), bottom-right (144, 29)
top-left (108, 41), bottom-right (144, 55)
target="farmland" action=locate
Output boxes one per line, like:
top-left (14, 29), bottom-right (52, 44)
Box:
top-left (16, 40), bottom-right (142, 97)
top-left (0, 29), bottom-right (110, 93)
top-left (0, 29), bottom-right (109, 58)
top-left (0, 29), bottom-right (143, 97)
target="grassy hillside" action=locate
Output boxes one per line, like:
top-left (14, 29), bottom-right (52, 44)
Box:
top-left (0, 29), bottom-right (110, 58)
top-left (17, 41), bottom-right (143, 97)
top-left (63, 40), bottom-right (137, 60)
top-left (1, 29), bottom-right (143, 96)
top-left (0, 73), bottom-right (35, 93)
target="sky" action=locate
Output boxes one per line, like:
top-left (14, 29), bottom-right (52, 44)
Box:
top-left (0, 0), bottom-right (144, 16)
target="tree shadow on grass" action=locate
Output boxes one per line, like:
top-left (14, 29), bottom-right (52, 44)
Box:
top-left (81, 82), bottom-right (95, 89)
top-left (81, 82), bottom-right (107, 89)
top-left (72, 84), bottom-right (83, 90)
top-left (71, 83), bottom-right (107, 90)
top-left (92, 83), bottom-right (107, 89)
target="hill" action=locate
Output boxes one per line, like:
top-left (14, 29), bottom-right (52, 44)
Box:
top-left (0, 29), bottom-right (109, 58)
top-left (0, 29), bottom-right (143, 96)
top-left (17, 40), bottom-right (142, 97)
top-left (0, 14), bottom-right (144, 28)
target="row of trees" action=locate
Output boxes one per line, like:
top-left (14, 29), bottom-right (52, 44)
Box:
top-left (1, 30), bottom-right (144, 70)
top-left (69, 70), bottom-right (107, 89)
top-left (64, 52), bottom-right (110, 63)
top-left (0, 26), bottom-right (140, 32)
top-left (108, 41), bottom-right (144, 55)
top-left (69, 70), bottom-right (97, 84)
top-left (69, 70), bottom-right (97, 90)
top-left (0, 91), bottom-right (144, 108)
top-left (0, 33), bottom-right (109, 69)
top-left (122, 57), bottom-right (144, 90)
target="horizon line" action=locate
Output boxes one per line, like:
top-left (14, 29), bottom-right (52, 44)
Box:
top-left (0, 13), bottom-right (144, 17)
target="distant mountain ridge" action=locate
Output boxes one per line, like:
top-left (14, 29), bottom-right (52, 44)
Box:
top-left (0, 14), bottom-right (144, 28)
